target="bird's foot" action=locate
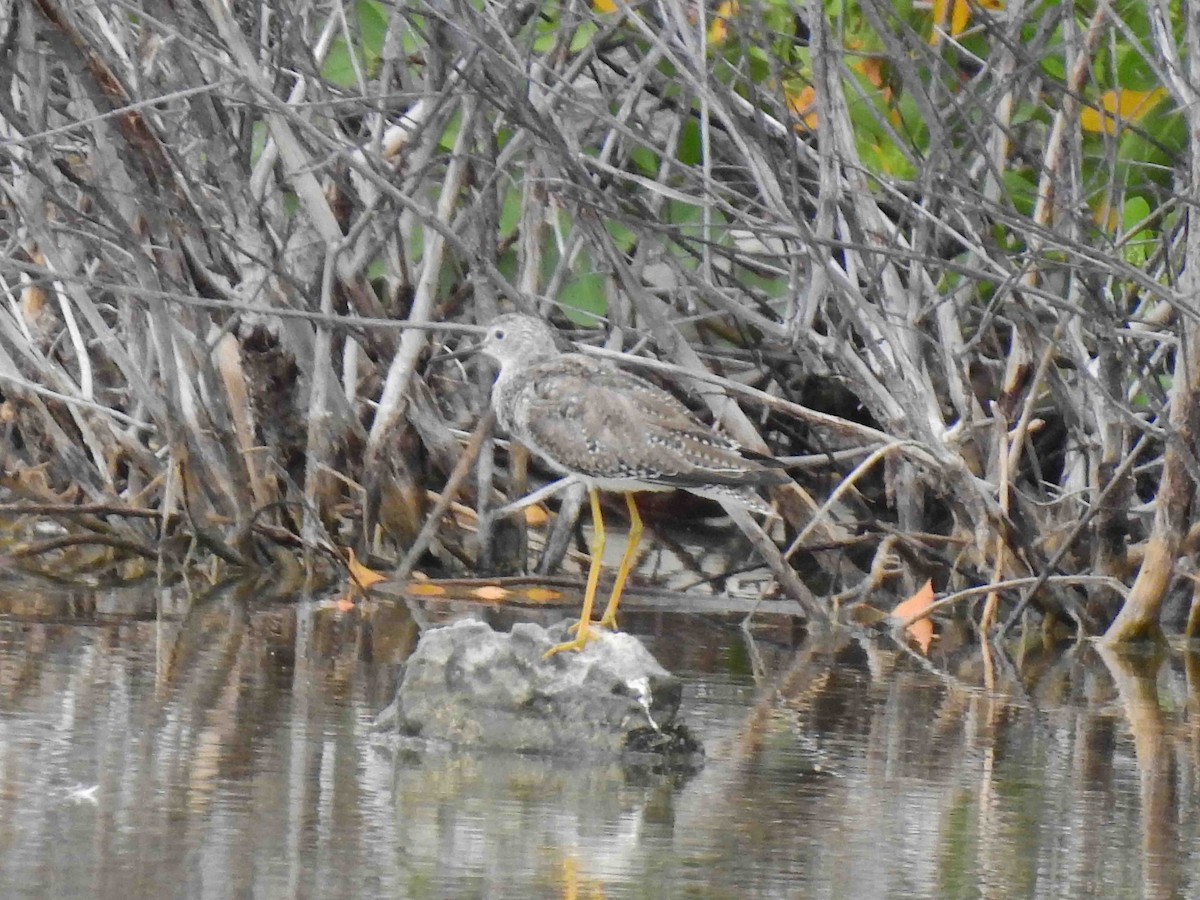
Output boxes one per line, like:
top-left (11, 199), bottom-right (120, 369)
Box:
top-left (544, 624), bottom-right (603, 658)
top-left (566, 616), bottom-right (618, 637)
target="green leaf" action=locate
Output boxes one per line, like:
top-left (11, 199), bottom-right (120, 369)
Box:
top-left (1121, 196), bottom-right (1155, 265)
top-left (1113, 0), bottom-right (1152, 46)
top-left (533, 2), bottom-right (562, 53)
top-left (1138, 102), bottom-right (1186, 158)
top-left (359, 0), bottom-right (389, 52)
top-left (250, 120), bottom-right (268, 164)
top-left (630, 146), bottom-right (659, 177)
top-left (1040, 52), bottom-right (1066, 82)
top-left (559, 273), bottom-right (608, 326)
top-left (499, 185), bottom-right (523, 240)
top-left (1003, 170), bottom-right (1038, 217)
top-left (402, 19), bottom-right (426, 56)
top-left (408, 223), bottom-right (424, 266)
top-left (323, 39), bottom-right (358, 87)
top-left (1132, 374), bottom-right (1173, 410)
top-left (894, 92), bottom-right (929, 147)
top-left (570, 21), bottom-right (598, 53)
top-left (1123, 230), bottom-right (1154, 266)
top-left (321, 1), bottom-right (389, 87)
top-left (667, 200), bottom-right (704, 235)
top-left (1010, 101), bottom-right (1045, 127)
top-left (1121, 195), bottom-right (1151, 232)
top-left (857, 140), bottom-right (885, 176)
top-left (739, 268), bottom-right (788, 298)
top-left (439, 111), bottom-right (461, 151)
top-left (606, 220), bottom-right (637, 252)
top-left (1116, 48), bottom-right (1159, 91)
top-left (874, 142), bottom-right (915, 180)
top-left (497, 249), bottom-right (518, 281)
top-left (747, 46), bottom-right (773, 82)
top-left (677, 119), bottom-right (702, 166)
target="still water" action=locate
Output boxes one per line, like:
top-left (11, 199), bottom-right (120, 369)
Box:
top-left (0, 579), bottom-right (1195, 899)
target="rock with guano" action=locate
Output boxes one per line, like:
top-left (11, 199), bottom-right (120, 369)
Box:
top-left (377, 618), bottom-right (701, 759)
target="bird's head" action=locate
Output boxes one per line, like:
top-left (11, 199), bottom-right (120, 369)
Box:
top-left (479, 313), bottom-right (562, 370)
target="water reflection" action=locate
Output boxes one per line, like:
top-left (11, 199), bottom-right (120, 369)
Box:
top-left (0, 580), bottom-right (1196, 898)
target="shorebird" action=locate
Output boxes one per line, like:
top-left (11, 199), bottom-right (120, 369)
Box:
top-left (480, 313), bottom-right (788, 656)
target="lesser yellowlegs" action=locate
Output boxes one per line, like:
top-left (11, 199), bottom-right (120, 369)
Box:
top-left (480, 313), bottom-right (788, 656)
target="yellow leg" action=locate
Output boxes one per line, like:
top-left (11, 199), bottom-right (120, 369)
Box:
top-left (597, 493), bottom-right (641, 630)
top-left (545, 486), bottom-right (606, 657)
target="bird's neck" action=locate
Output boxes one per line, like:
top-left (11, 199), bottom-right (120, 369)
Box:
top-left (491, 362), bottom-right (525, 433)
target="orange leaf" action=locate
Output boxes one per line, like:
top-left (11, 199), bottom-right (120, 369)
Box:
top-left (471, 585), bottom-right (511, 602)
top-left (525, 505), bottom-right (550, 527)
top-left (854, 57), bottom-right (886, 90)
top-left (786, 84), bottom-right (818, 131)
top-left (891, 579), bottom-right (936, 655)
top-left (345, 548), bottom-right (386, 591)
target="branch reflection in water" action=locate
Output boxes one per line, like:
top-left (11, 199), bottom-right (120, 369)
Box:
top-left (0, 579), bottom-right (1195, 898)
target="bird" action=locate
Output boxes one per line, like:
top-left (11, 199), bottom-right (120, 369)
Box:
top-left (479, 313), bottom-right (789, 656)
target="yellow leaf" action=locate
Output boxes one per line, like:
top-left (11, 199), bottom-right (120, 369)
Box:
top-left (1080, 88), bottom-right (1168, 135)
top-left (407, 582), bottom-right (447, 597)
top-left (950, 0), bottom-right (970, 36)
top-left (525, 586), bottom-right (564, 604)
top-left (345, 548), bottom-right (386, 591)
top-left (929, 0), bottom-right (1002, 44)
top-left (1093, 200), bottom-right (1119, 233)
top-left (891, 579), bottom-right (936, 655)
top-left (21, 249), bottom-right (46, 321)
top-left (472, 585), bottom-right (511, 602)
top-left (928, 0), bottom-right (950, 45)
top-left (593, 0), bottom-right (618, 12)
top-left (708, 1), bottom-right (738, 46)
top-left (21, 284), bottom-right (45, 321)
top-left (786, 84), bottom-right (818, 131)
top-left (848, 604), bottom-right (888, 627)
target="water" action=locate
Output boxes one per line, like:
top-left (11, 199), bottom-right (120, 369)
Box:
top-left (0, 580), bottom-right (1195, 899)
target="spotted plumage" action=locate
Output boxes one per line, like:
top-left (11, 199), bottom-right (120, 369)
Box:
top-left (481, 313), bottom-right (787, 514)
top-left (477, 312), bottom-right (787, 655)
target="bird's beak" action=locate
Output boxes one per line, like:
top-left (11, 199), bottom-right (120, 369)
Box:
top-left (416, 322), bottom-right (488, 365)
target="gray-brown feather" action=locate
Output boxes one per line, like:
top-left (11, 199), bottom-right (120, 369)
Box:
top-left (495, 353), bottom-right (788, 493)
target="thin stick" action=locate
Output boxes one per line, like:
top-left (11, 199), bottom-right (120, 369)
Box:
top-left (395, 409), bottom-right (496, 582)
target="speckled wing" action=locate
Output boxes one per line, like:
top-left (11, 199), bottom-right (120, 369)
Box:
top-left (505, 354), bottom-right (787, 490)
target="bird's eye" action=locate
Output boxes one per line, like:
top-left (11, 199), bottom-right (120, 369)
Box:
top-left (493, 328), bottom-right (506, 341)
